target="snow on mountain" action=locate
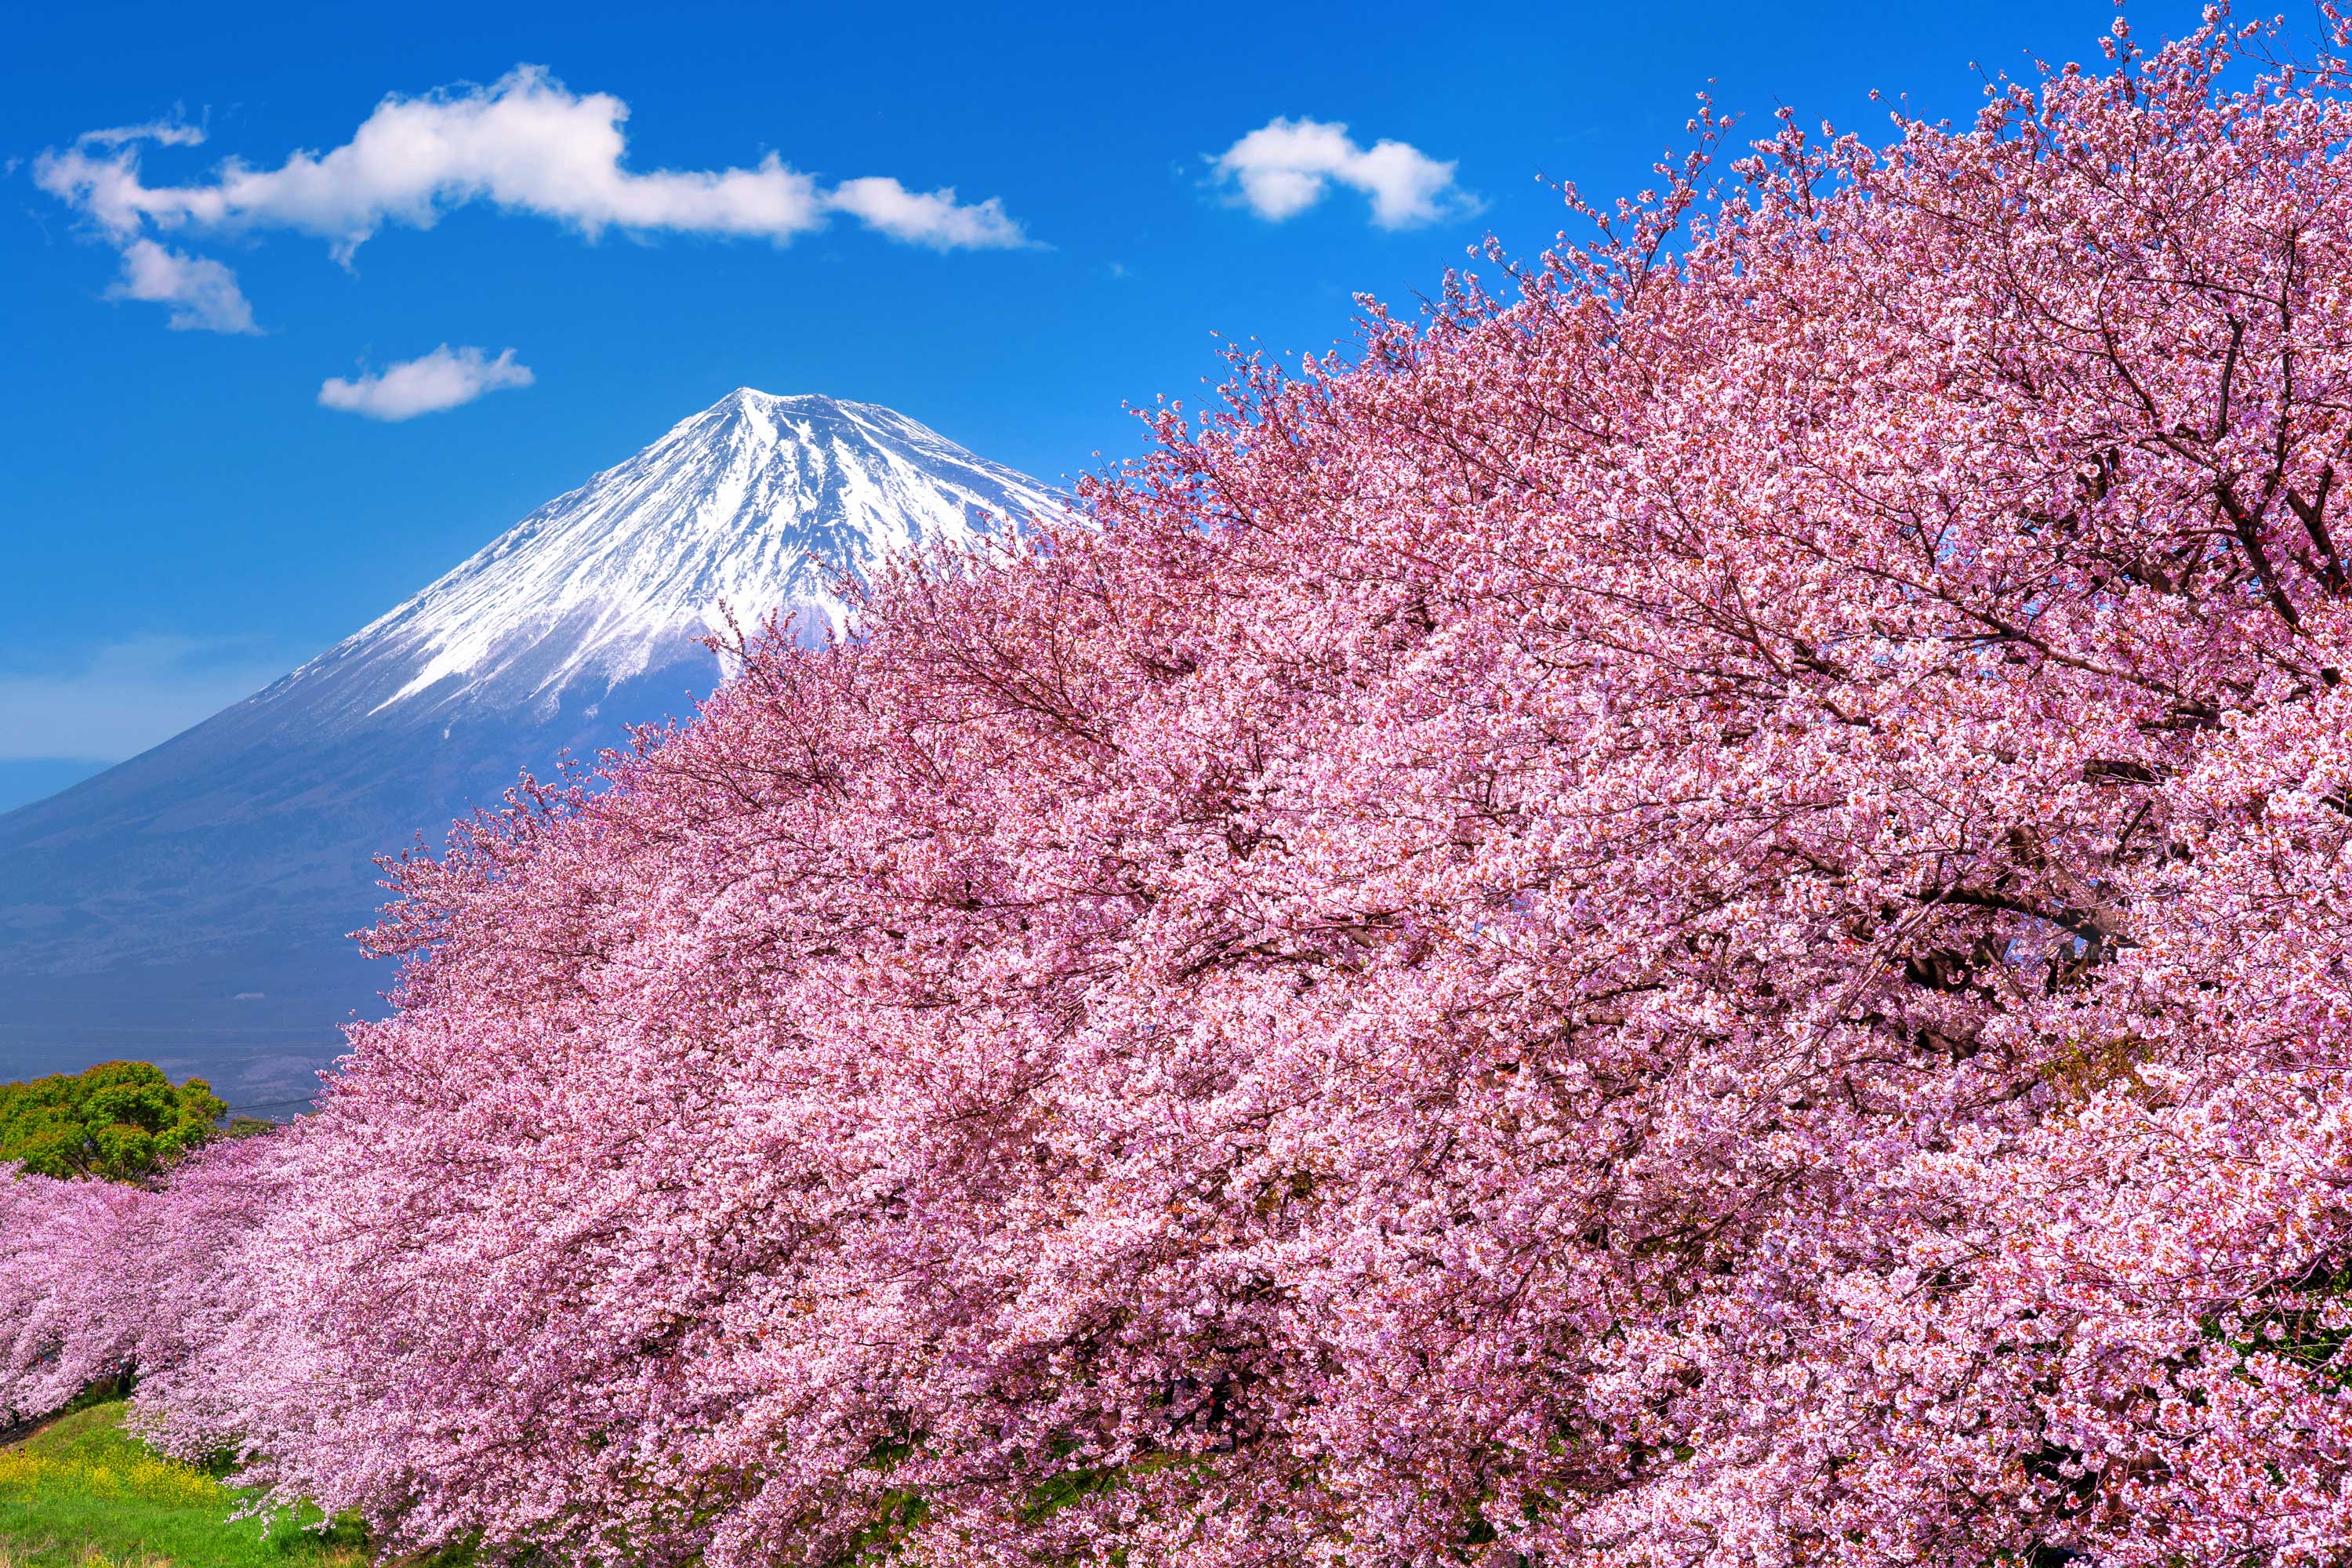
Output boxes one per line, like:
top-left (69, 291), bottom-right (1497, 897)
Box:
top-left (0, 390), bottom-right (1062, 1104)
top-left (279, 389), bottom-right (1064, 727)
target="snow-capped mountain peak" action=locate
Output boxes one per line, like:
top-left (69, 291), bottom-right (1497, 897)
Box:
top-left (301, 389), bottom-right (1062, 721)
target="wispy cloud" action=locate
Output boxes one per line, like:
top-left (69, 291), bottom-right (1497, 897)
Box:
top-left (32, 67), bottom-right (1034, 333)
top-left (319, 345), bottom-right (534, 421)
top-left (1210, 117), bottom-right (1476, 229)
top-left (0, 636), bottom-right (298, 762)
top-left (823, 176), bottom-right (1026, 251)
top-left (78, 117), bottom-right (207, 151)
top-left (107, 237), bottom-right (256, 333)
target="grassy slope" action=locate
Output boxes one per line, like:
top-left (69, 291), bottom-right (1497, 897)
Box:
top-left (0, 1402), bottom-right (365, 1568)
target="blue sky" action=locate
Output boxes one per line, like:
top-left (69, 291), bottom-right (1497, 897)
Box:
top-left (2, 0), bottom-right (2219, 809)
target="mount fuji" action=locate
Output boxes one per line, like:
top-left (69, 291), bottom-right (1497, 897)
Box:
top-left (0, 390), bottom-right (1062, 1107)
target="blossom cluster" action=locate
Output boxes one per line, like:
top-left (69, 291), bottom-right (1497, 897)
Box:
top-left (13, 13), bottom-right (2352, 1565)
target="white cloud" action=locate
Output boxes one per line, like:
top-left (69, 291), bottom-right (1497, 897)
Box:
top-left (107, 237), bottom-right (256, 333)
top-left (1210, 117), bottom-right (1474, 229)
top-left (31, 67), bottom-right (1033, 336)
top-left (0, 636), bottom-right (298, 761)
top-left (822, 176), bottom-right (1026, 250)
top-left (318, 345), bottom-right (534, 421)
top-left (78, 118), bottom-right (207, 151)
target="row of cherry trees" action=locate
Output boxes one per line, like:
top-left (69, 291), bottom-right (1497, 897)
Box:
top-left (11, 13), bottom-right (2352, 1563)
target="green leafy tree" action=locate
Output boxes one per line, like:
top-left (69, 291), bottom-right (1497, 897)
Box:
top-left (0, 1062), bottom-right (228, 1183)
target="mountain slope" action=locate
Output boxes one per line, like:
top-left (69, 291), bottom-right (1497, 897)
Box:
top-left (0, 391), bottom-right (1061, 1104)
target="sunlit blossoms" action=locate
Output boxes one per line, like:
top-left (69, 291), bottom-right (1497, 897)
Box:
top-left (12, 10), bottom-right (2352, 1566)
top-left (0, 1168), bottom-right (136, 1425)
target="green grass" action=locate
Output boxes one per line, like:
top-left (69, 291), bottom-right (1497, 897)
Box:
top-left (0, 1401), bottom-right (367, 1568)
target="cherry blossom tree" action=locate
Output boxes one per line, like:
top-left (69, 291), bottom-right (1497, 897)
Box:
top-left (0, 1167), bottom-right (139, 1426)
